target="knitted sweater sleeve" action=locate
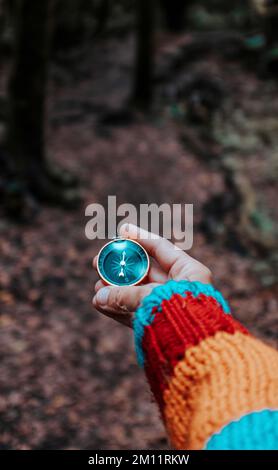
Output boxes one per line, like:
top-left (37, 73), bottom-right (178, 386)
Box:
top-left (133, 280), bottom-right (278, 450)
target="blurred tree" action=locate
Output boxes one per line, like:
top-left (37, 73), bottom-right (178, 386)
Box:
top-left (160, 0), bottom-right (187, 31)
top-left (252, 0), bottom-right (278, 71)
top-left (260, 0), bottom-right (278, 45)
top-left (133, 0), bottom-right (155, 110)
top-left (5, 0), bottom-right (78, 207)
top-left (52, 0), bottom-right (91, 51)
top-left (0, 0), bottom-right (13, 54)
top-left (52, 0), bottom-right (114, 52)
top-left (94, 0), bottom-right (110, 37)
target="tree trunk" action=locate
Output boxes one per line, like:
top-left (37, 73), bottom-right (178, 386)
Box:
top-left (94, 0), bottom-right (110, 36)
top-left (264, 12), bottom-right (278, 48)
top-left (52, 0), bottom-right (89, 51)
top-left (7, 0), bottom-right (49, 183)
top-left (133, 0), bottom-right (154, 111)
top-left (160, 0), bottom-right (187, 32)
top-left (4, 0), bottom-right (79, 208)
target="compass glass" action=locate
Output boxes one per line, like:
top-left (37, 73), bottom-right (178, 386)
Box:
top-left (97, 239), bottom-right (149, 286)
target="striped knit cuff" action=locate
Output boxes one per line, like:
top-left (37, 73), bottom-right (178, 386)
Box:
top-left (133, 280), bottom-right (278, 449)
top-left (205, 409), bottom-right (278, 450)
top-left (134, 280), bottom-right (233, 367)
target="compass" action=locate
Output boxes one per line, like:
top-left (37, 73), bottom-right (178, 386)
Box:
top-left (97, 238), bottom-right (150, 287)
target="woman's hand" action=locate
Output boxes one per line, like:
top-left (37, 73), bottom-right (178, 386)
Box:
top-left (92, 224), bottom-right (212, 327)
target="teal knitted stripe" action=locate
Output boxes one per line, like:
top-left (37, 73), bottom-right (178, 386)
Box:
top-left (133, 280), bottom-right (230, 367)
top-left (205, 409), bottom-right (278, 450)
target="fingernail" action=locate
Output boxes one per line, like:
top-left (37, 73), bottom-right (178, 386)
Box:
top-left (95, 287), bottom-right (110, 305)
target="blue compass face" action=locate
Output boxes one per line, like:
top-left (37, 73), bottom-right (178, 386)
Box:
top-left (97, 239), bottom-right (149, 286)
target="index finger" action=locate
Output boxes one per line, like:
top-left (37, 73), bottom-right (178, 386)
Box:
top-left (119, 223), bottom-right (190, 273)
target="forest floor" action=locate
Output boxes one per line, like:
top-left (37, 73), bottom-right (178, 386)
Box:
top-left (0, 33), bottom-right (277, 449)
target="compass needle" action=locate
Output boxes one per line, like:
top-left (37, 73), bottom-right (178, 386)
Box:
top-left (97, 239), bottom-right (149, 287)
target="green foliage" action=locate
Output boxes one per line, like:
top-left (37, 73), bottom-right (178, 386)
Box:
top-left (250, 210), bottom-right (274, 233)
top-left (188, 2), bottom-right (254, 31)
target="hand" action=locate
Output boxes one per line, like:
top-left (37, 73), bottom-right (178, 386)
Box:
top-left (92, 224), bottom-right (212, 327)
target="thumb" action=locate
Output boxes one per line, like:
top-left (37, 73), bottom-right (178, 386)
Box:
top-left (93, 283), bottom-right (158, 313)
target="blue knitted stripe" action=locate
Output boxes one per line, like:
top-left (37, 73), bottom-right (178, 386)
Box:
top-left (205, 409), bottom-right (278, 450)
top-left (133, 280), bottom-right (230, 367)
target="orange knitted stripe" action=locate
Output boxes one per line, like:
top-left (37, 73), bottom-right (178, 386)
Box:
top-left (163, 331), bottom-right (278, 449)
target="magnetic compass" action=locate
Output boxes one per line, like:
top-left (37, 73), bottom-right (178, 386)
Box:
top-left (97, 238), bottom-right (150, 287)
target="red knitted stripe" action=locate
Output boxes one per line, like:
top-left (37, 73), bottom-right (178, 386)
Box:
top-left (142, 292), bottom-right (249, 407)
top-left (143, 315), bottom-right (177, 411)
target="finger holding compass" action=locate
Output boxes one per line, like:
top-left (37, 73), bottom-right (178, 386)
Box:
top-left (92, 282), bottom-right (159, 327)
top-left (93, 224), bottom-right (212, 327)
